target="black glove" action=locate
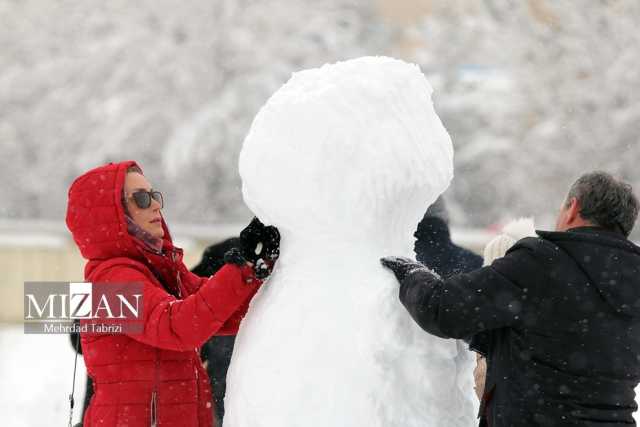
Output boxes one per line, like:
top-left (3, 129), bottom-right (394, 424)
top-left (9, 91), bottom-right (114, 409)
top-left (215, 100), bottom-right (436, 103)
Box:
top-left (380, 256), bottom-right (429, 283)
top-left (232, 217), bottom-right (281, 279)
top-left (239, 217), bottom-right (280, 263)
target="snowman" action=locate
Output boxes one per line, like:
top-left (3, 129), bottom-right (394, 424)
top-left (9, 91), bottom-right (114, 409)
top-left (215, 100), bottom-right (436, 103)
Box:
top-left (224, 56), bottom-right (476, 427)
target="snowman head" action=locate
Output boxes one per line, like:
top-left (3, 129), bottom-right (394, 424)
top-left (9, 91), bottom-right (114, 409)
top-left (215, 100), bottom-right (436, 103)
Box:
top-left (240, 57), bottom-right (453, 251)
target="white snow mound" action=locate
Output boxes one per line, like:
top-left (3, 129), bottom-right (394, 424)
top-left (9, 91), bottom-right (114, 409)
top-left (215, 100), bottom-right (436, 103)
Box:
top-left (225, 56), bottom-right (475, 427)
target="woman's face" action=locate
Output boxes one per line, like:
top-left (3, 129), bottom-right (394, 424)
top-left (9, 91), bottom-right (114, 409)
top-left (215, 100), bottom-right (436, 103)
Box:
top-left (123, 172), bottom-right (164, 239)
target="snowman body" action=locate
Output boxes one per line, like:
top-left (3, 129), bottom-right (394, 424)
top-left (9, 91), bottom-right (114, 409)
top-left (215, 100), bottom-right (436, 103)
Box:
top-left (224, 57), bottom-right (476, 427)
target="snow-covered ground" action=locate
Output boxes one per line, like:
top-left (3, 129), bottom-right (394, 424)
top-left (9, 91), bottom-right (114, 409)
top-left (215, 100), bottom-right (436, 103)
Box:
top-left (1, 322), bottom-right (640, 426)
top-left (0, 323), bottom-right (87, 427)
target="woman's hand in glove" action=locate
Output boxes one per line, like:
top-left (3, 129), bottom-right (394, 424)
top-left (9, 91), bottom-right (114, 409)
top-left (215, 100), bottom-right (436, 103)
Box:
top-left (225, 217), bottom-right (281, 280)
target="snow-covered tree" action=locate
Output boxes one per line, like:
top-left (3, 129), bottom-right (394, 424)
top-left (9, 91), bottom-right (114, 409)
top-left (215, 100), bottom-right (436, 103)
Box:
top-left (402, 0), bottom-right (640, 238)
top-left (0, 0), bottom-right (389, 223)
top-left (2, 0), bottom-right (640, 239)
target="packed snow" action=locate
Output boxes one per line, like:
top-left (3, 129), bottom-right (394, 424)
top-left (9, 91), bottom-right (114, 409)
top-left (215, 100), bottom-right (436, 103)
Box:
top-left (225, 56), bottom-right (476, 426)
top-left (0, 324), bottom-right (88, 427)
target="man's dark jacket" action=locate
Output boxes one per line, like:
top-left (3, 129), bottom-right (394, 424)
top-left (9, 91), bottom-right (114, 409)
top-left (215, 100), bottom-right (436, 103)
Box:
top-left (400, 227), bottom-right (640, 426)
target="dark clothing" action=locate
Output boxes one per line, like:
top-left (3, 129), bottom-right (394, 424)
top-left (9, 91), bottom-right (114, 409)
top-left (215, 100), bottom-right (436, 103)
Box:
top-left (400, 227), bottom-right (640, 426)
top-left (414, 214), bottom-right (484, 348)
top-left (192, 237), bottom-right (241, 425)
top-left (191, 238), bottom-right (240, 277)
top-left (202, 335), bottom-right (236, 424)
top-left (414, 216), bottom-right (483, 278)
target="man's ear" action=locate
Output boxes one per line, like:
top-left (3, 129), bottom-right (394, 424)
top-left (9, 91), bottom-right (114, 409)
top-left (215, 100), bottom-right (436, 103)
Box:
top-left (565, 197), bottom-right (581, 225)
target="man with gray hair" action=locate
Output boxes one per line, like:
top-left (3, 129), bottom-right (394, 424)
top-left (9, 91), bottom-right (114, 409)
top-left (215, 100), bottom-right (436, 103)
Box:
top-left (382, 172), bottom-right (640, 426)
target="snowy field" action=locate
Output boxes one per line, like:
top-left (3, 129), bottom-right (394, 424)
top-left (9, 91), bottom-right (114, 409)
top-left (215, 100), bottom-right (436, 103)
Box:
top-left (0, 323), bottom-right (87, 426)
top-left (1, 321), bottom-right (640, 426)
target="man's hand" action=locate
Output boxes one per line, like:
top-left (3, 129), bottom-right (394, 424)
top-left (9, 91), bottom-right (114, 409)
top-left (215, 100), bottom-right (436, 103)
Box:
top-left (380, 256), bottom-right (429, 283)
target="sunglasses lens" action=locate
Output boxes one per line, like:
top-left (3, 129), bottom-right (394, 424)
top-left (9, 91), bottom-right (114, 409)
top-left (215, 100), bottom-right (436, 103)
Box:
top-left (151, 191), bottom-right (163, 208)
top-left (132, 191), bottom-right (152, 209)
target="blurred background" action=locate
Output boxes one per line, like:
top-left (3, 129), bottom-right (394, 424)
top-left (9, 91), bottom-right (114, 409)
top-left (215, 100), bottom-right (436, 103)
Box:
top-left (1, 0), bottom-right (639, 425)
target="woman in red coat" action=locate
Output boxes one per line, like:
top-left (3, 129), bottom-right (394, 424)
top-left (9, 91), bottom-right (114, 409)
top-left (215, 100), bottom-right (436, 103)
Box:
top-left (65, 160), bottom-right (277, 427)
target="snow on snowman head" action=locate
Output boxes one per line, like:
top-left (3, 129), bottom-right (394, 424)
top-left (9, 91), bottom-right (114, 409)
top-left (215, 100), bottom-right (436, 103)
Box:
top-left (240, 56), bottom-right (453, 251)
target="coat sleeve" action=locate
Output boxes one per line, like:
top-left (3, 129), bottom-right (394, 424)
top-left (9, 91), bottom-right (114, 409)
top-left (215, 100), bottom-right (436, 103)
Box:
top-left (399, 244), bottom-right (541, 340)
top-left (178, 264), bottom-right (258, 336)
top-left (96, 263), bottom-right (260, 351)
top-left (178, 264), bottom-right (208, 295)
top-left (214, 287), bottom-right (259, 336)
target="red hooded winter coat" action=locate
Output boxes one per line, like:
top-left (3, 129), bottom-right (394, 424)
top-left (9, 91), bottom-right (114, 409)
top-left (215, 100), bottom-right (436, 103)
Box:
top-left (66, 160), bottom-right (260, 427)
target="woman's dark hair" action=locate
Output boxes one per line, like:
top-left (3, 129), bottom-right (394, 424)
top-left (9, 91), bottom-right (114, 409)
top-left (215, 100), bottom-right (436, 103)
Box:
top-left (566, 171), bottom-right (639, 237)
top-left (127, 165), bottom-right (143, 174)
top-left (122, 165), bottom-right (143, 215)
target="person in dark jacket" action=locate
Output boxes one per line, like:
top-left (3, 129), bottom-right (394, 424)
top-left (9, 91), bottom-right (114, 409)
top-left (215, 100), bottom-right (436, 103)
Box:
top-left (382, 171), bottom-right (640, 426)
top-left (414, 196), bottom-right (486, 408)
top-left (191, 237), bottom-right (242, 426)
top-left (414, 196), bottom-right (483, 278)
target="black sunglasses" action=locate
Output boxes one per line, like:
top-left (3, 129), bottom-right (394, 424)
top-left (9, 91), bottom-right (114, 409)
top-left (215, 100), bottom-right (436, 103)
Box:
top-left (128, 190), bottom-right (164, 209)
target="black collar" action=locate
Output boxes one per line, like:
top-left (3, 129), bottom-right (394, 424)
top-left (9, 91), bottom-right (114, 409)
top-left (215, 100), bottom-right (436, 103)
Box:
top-left (566, 226), bottom-right (627, 240)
